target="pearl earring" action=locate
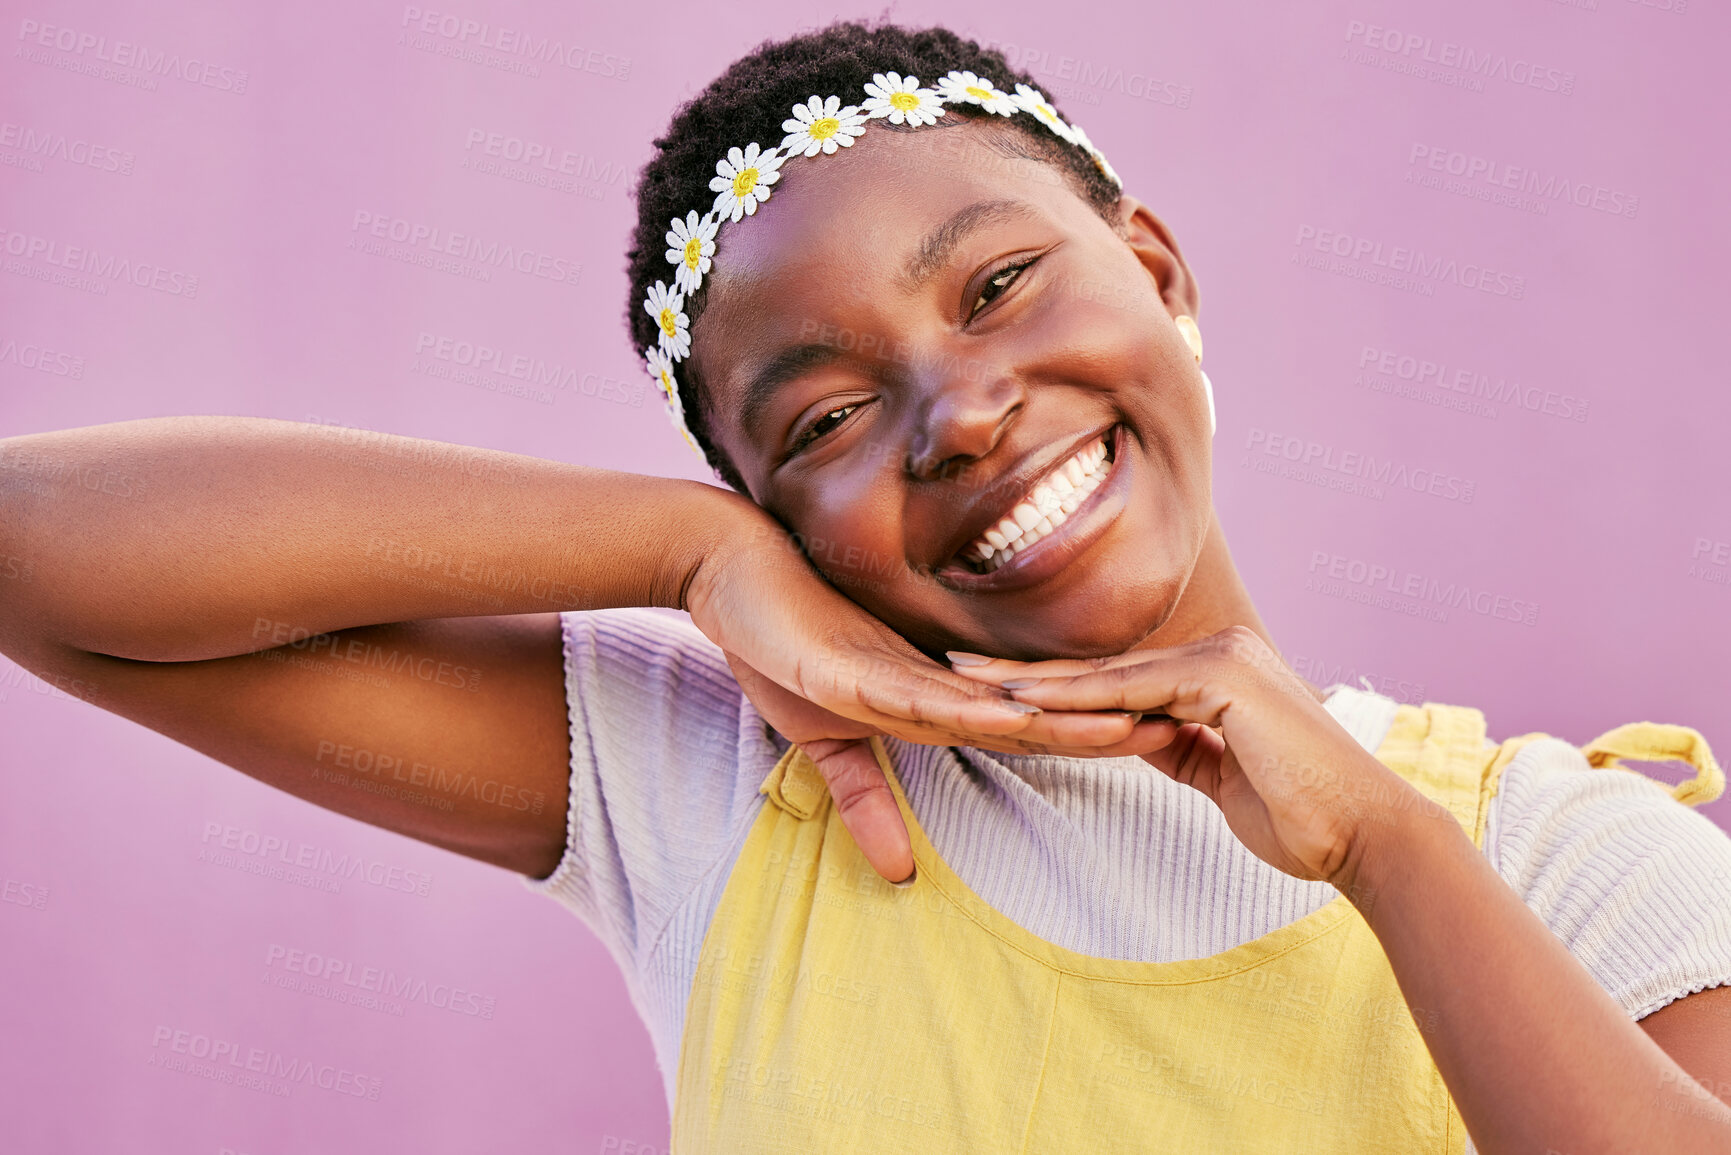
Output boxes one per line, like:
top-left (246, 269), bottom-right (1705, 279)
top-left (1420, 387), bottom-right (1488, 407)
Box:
top-left (1173, 315), bottom-right (1216, 437)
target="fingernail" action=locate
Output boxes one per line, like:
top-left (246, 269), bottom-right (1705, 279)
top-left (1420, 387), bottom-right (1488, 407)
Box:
top-left (946, 651), bottom-right (992, 667)
top-left (996, 700), bottom-right (1042, 715)
top-left (1000, 677), bottom-right (1042, 690)
top-left (1110, 711), bottom-right (1143, 722)
top-left (892, 866), bottom-right (918, 889)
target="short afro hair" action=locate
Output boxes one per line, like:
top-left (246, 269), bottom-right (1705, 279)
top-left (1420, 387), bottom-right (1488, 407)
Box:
top-left (626, 20), bottom-right (1122, 492)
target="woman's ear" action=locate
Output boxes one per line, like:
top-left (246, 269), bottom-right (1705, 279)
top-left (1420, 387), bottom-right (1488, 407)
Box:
top-left (1115, 195), bottom-right (1201, 322)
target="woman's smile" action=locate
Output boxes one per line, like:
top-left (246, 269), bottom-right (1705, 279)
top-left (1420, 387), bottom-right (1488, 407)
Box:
top-left (692, 121), bottom-right (1213, 659)
top-left (935, 422), bottom-right (1127, 591)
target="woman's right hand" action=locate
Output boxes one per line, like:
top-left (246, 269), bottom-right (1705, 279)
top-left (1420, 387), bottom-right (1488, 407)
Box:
top-left (682, 500), bottom-right (1177, 882)
top-left (682, 498), bottom-right (1160, 756)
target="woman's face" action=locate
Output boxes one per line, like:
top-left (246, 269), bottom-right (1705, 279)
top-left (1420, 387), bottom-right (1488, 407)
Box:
top-left (692, 121), bottom-right (1215, 661)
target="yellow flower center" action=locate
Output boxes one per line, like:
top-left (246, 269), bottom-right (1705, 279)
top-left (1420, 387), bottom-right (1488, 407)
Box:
top-left (683, 237), bottom-right (703, 269)
top-left (658, 307), bottom-right (678, 338)
top-left (731, 167), bottom-right (758, 197)
top-left (1036, 105), bottom-right (1058, 124)
top-left (889, 91), bottom-right (920, 112)
top-left (965, 85), bottom-right (992, 101)
top-left (809, 117), bottom-right (840, 141)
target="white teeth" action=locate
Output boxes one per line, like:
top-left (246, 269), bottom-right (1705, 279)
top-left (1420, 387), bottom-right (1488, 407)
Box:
top-left (965, 434), bottom-right (1115, 572)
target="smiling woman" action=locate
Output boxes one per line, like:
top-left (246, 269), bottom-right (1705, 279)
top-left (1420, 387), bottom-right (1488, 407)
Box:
top-left (4, 16), bottom-right (1731, 1155)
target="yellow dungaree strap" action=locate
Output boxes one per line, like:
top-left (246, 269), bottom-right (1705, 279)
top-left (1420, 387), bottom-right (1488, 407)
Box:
top-left (1579, 722), bottom-right (1724, 807)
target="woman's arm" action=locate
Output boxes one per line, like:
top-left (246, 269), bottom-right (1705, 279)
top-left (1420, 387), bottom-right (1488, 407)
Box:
top-left (0, 417), bottom-right (1105, 876)
top-left (952, 630), bottom-right (1731, 1155)
top-left (0, 416), bottom-right (754, 875)
top-left (1343, 788), bottom-right (1731, 1154)
top-left (0, 415), bottom-right (731, 663)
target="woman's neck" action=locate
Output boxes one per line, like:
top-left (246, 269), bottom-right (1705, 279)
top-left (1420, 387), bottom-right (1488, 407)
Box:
top-left (1132, 507), bottom-right (1329, 706)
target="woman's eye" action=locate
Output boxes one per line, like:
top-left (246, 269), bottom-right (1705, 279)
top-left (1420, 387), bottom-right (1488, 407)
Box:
top-left (795, 404), bottom-right (857, 451)
top-left (969, 260), bottom-right (1033, 320)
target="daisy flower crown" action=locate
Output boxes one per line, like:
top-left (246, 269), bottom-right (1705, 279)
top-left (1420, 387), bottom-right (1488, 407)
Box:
top-left (641, 70), bottom-right (1123, 471)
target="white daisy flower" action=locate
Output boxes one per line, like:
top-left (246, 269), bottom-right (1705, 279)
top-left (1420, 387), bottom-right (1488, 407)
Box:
top-left (709, 143), bottom-right (785, 223)
top-left (664, 210), bottom-right (718, 295)
top-left (780, 95), bottom-right (868, 158)
top-left (1011, 83), bottom-right (1077, 144)
top-left (1066, 122), bottom-right (1122, 188)
top-left (665, 402), bottom-right (706, 459)
top-left (644, 346), bottom-right (679, 405)
top-left (644, 280), bottom-right (690, 360)
top-left (860, 72), bottom-right (945, 126)
top-left (935, 70), bottom-right (1017, 116)
top-left (645, 346), bottom-right (706, 458)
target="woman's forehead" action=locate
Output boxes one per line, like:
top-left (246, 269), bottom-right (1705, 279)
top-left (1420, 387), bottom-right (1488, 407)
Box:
top-left (691, 125), bottom-right (1082, 358)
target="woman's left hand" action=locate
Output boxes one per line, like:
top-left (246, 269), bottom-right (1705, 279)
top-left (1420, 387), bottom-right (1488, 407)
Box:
top-left (949, 625), bottom-right (1449, 888)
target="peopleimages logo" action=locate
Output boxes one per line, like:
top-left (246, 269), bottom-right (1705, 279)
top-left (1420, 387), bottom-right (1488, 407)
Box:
top-left (398, 7), bottom-right (631, 81)
top-left (977, 39), bottom-right (1193, 108)
top-left (348, 211), bottom-right (582, 286)
top-left (1293, 225), bottom-right (1526, 300)
top-left (1306, 549), bottom-right (1540, 628)
top-left (1407, 145), bottom-right (1638, 220)
top-left (264, 943), bottom-right (497, 1019)
top-left (15, 19), bottom-right (249, 93)
top-left (462, 129), bottom-right (626, 189)
top-left (148, 1025), bottom-right (382, 1099)
top-left (1342, 20), bottom-right (1575, 95)
top-left (0, 227), bottom-right (199, 297)
top-left (1244, 427), bottom-right (1476, 504)
top-left (412, 331), bottom-right (644, 407)
top-left (1357, 346), bottom-right (1589, 422)
top-left (0, 335), bottom-right (85, 379)
top-left (0, 120), bottom-right (134, 175)
top-left (198, 821), bottom-right (435, 897)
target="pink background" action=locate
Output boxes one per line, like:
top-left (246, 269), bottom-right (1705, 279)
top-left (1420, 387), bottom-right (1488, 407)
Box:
top-left (2, 1), bottom-right (1727, 1151)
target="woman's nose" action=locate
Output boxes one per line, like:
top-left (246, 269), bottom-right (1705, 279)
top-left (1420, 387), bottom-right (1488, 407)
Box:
top-left (904, 370), bottom-right (1025, 482)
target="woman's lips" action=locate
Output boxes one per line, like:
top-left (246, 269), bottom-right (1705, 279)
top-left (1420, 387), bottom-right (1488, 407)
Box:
top-left (962, 435), bottom-right (1110, 573)
top-left (935, 425), bottom-right (1128, 593)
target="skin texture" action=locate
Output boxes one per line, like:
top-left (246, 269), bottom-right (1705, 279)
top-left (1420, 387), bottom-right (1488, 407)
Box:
top-left (1, 113), bottom-right (1727, 1155)
top-left (687, 120), bottom-right (1297, 885)
top-left (946, 635), bottom-right (1731, 1152)
top-left (682, 119), bottom-right (1731, 1151)
top-left (694, 122), bottom-right (1219, 661)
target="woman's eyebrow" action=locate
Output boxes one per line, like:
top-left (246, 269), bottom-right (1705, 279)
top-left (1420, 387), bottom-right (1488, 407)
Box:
top-left (903, 198), bottom-right (1037, 288)
top-left (737, 199), bottom-right (1038, 441)
top-left (739, 342), bottom-right (845, 438)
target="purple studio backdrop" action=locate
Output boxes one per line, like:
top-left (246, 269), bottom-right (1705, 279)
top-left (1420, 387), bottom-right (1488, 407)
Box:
top-left (2, 1), bottom-right (1728, 1152)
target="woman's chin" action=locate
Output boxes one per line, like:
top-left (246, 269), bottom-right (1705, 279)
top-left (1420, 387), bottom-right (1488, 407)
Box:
top-left (904, 602), bottom-right (1174, 665)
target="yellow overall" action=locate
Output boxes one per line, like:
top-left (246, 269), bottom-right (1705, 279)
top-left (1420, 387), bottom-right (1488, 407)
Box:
top-left (673, 702), bottom-right (1722, 1153)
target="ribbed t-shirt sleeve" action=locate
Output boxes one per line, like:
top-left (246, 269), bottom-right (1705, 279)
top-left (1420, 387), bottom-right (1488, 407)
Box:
top-left (1487, 737), bottom-right (1731, 1019)
top-left (517, 607), bottom-right (763, 977)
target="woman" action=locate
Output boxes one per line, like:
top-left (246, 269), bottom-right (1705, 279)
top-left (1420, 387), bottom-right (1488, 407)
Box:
top-left (3, 20), bottom-right (1730, 1154)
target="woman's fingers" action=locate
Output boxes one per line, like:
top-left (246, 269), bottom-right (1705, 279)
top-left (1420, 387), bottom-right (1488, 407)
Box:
top-left (856, 691), bottom-right (1158, 753)
top-left (990, 652), bottom-right (1226, 723)
top-left (805, 642), bottom-right (1159, 750)
top-left (951, 717), bottom-right (1183, 760)
top-left (946, 652), bottom-right (1125, 684)
top-left (1138, 720), bottom-right (1228, 787)
top-left (801, 737), bottom-right (915, 885)
top-left (725, 652), bottom-right (880, 740)
top-left (796, 641), bottom-right (1047, 738)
